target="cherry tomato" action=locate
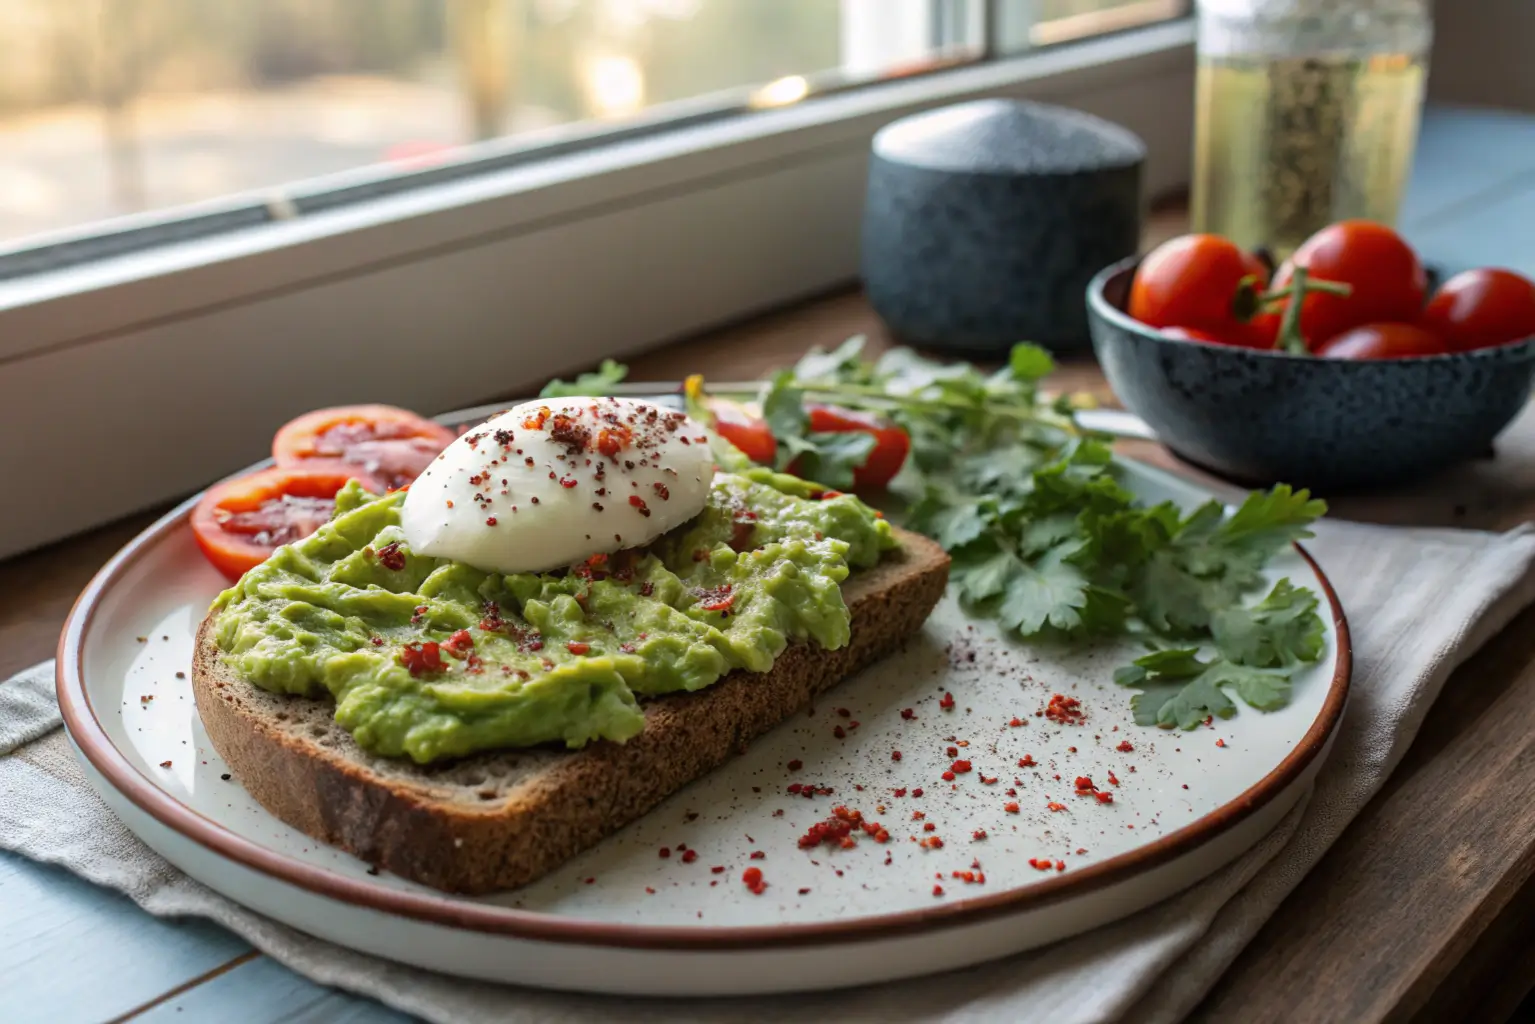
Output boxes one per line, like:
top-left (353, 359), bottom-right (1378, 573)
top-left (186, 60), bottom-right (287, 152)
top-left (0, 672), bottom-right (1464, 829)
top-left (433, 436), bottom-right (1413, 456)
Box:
top-left (1271, 221), bottom-right (1427, 349)
top-left (273, 405), bottom-right (454, 491)
top-left (1160, 324), bottom-right (1275, 349)
top-left (1129, 234), bottom-right (1270, 334)
top-left (704, 397), bottom-right (777, 464)
top-left (1315, 322), bottom-right (1449, 361)
top-left (191, 467), bottom-right (361, 580)
top-left (805, 405), bottom-right (912, 489)
top-left (1421, 268), bottom-right (1535, 352)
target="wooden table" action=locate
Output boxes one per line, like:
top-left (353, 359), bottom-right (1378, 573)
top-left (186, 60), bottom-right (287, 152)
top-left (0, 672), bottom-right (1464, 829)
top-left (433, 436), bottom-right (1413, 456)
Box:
top-left (10, 106), bottom-right (1535, 1022)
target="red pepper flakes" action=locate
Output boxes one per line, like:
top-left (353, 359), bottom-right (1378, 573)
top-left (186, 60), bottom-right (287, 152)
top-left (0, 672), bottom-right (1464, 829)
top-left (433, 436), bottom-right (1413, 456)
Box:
top-left (891, 750), bottom-right (903, 761)
top-left (912, 788), bottom-right (924, 797)
top-left (1004, 802), bottom-right (1020, 814)
top-left (376, 541), bottom-right (407, 571)
top-left (787, 783), bottom-right (803, 794)
top-left (980, 775), bottom-right (998, 785)
top-left (158, 760), bottom-right (173, 768)
top-left (956, 739), bottom-right (969, 748)
top-left (645, 886), bottom-right (656, 894)
top-left (1204, 715), bottom-right (1214, 727)
top-left (1008, 717), bottom-right (1024, 727)
top-left (836, 708), bottom-right (851, 718)
top-left (861, 820), bottom-right (891, 843)
top-left (946, 745), bottom-right (958, 757)
top-left (1116, 740), bottom-right (1134, 752)
top-left (833, 726), bottom-right (846, 739)
top-left (850, 721), bottom-right (860, 730)
top-left (1068, 746), bottom-right (1077, 753)
top-left (1182, 784), bottom-right (1189, 790)
top-left (676, 842), bottom-right (688, 851)
top-left (933, 884), bottom-right (946, 896)
top-left (893, 787), bottom-right (907, 797)
top-left (440, 630), bottom-right (475, 659)
top-left (1018, 755), bottom-right (1036, 767)
top-left (398, 641), bottom-right (445, 677)
top-left (920, 836), bottom-right (944, 849)
top-left (658, 847), bottom-right (671, 859)
top-left (972, 829), bottom-right (987, 840)
top-left (1047, 802), bottom-right (1067, 812)
top-left (951, 759), bottom-right (972, 773)
top-left (1074, 776), bottom-right (1095, 793)
top-left (710, 865), bottom-right (725, 874)
top-left (1006, 788), bottom-right (1017, 797)
top-left (787, 759), bottom-right (803, 771)
top-left (911, 810), bottom-right (926, 820)
top-left (1216, 738), bottom-right (1227, 748)
top-left (1107, 770), bottom-right (1120, 786)
top-left (1044, 693), bottom-right (1085, 725)
top-left (1095, 791), bottom-right (1114, 804)
top-left (680, 849), bottom-right (698, 864)
top-left (742, 867), bottom-right (767, 895)
top-left (923, 822), bottom-right (936, 832)
top-left (1076, 847), bottom-right (1087, 855)
top-left (939, 692), bottom-right (956, 711)
top-left (584, 877), bottom-right (595, 884)
top-left (799, 887), bottom-right (812, 895)
top-left (566, 641), bottom-right (591, 655)
top-left (901, 708), bottom-right (916, 720)
top-left (750, 850), bottom-right (765, 859)
top-left (941, 771), bottom-right (955, 782)
top-left (1028, 858), bottom-right (1052, 871)
top-left (1054, 860), bottom-right (1066, 872)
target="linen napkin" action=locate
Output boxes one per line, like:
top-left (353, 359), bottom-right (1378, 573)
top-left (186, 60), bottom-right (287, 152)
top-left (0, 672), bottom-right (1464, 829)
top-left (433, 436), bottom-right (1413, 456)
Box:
top-left (5, 518), bottom-right (1535, 1024)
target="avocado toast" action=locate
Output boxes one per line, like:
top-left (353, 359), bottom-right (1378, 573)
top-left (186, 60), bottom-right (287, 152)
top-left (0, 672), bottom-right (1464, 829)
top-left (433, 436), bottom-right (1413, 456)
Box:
top-left (193, 523), bottom-right (946, 895)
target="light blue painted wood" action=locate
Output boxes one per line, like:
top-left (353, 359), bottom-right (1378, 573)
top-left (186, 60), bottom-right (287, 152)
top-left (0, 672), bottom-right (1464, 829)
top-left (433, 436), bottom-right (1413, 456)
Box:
top-left (134, 956), bottom-right (417, 1024)
top-left (0, 851), bottom-right (249, 1024)
top-left (1400, 106), bottom-right (1535, 230)
top-left (1409, 186), bottom-right (1535, 278)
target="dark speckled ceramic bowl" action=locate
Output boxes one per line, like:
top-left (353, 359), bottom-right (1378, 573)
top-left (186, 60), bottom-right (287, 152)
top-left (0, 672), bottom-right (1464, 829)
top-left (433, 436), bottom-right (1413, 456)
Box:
top-left (1087, 256), bottom-right (1535, 491)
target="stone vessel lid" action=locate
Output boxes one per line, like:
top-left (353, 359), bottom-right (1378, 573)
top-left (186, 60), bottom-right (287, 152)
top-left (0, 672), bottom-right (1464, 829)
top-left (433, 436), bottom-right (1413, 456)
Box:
top-left (872, 98), bottom-right (1145, 176)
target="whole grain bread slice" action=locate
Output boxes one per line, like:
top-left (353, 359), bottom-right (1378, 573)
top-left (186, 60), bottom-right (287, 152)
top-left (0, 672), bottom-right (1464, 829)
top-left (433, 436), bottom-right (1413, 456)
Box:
top-left (192, 526), bottom-right (949, 894)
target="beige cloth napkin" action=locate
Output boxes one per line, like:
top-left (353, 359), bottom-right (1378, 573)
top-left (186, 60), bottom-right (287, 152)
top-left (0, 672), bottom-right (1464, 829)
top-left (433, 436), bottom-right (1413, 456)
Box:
top-left (5, 518), bottom-right (1535, 1023)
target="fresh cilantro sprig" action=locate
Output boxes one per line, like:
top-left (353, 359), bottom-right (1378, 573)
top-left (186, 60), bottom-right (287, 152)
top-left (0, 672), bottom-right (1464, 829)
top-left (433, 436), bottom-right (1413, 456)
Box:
top-left (539, 359), bottom-right (628, 398)
top-left (538, 339), bottom-right (1330, 730)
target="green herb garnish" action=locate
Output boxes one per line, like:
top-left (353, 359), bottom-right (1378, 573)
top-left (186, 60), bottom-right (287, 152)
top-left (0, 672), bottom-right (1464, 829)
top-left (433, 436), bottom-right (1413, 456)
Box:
top-left (539, 339), bottom-right (1329, 728)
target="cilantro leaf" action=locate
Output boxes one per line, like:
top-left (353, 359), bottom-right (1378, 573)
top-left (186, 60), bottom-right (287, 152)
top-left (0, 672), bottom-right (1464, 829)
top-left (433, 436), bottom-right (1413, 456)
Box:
top-left (539, 359), bottom-right (628, 397)
top-left (1114, 647), bottom-right (1294, 728)
top-left (793, 335), bottom-right (869, 382)
top-left (951, 539), bottom-right (1019, 604)
top-left (1008, 343), bottom-right (1055, 383)
top-left (792, 431), bottom-right (877, 490)
top-left (1211, 578), bottom-right (1325, 667)
top-left (997, 544), bottom-right (1091, 635)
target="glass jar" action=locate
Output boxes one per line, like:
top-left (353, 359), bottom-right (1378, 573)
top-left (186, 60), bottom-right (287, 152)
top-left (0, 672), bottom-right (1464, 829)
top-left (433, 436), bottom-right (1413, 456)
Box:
top-left (1190, 0), bottom-right (1433, 257)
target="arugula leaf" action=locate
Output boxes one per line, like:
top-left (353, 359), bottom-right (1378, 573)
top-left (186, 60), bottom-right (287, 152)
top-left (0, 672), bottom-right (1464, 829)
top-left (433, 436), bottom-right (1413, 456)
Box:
top-left (1211, 578), bottom-right (1325, 667)
top-left (539, 359), bottom-right (628, 397)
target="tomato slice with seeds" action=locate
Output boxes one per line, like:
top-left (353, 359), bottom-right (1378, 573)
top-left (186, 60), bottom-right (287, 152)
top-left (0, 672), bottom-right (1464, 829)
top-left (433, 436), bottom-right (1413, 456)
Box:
top-left (704, 397), bottom-right (778, 465)
top-left (273, 404), bottom-right (455, 491)
top-left (191, 467), bottom-right (360, 580)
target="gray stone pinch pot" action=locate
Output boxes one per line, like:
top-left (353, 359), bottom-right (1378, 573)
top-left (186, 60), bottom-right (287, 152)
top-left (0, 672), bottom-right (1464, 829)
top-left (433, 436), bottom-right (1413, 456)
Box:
top-left (861, 98), bottom-right (1144, 356)
top-left (1087, 256), bottom-right (1535, 492)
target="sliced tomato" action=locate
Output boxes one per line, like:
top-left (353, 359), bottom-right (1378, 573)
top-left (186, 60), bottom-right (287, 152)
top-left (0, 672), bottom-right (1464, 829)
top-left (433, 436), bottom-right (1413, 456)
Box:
top-left (273, 404), bottom-right (455, 491)
top-left (192, 467), bottom-right (362, 580)
top-left (705, 397), bottom-right (777, 465)
top-left (805, 405), bottom-right (911, 489)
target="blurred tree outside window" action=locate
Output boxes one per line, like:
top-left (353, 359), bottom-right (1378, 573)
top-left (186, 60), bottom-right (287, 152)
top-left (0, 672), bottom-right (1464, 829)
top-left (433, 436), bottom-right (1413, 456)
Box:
top-left (0, 0), bottom-right (1181, 247)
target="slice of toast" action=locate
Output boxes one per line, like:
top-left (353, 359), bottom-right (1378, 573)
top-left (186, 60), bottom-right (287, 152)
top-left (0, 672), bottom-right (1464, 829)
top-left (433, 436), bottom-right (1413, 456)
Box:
top-left (192, 526), bottom-right (949, 894)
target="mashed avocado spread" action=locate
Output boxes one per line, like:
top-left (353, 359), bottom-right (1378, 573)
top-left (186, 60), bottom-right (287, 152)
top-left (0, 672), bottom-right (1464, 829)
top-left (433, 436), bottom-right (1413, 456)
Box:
top-left (211, 470), bottom-right (896, 763)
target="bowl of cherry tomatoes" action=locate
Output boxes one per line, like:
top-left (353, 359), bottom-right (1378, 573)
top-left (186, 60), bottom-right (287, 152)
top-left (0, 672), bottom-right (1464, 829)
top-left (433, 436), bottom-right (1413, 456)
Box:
top-left (1087, 219), bottom-right (1535, 490)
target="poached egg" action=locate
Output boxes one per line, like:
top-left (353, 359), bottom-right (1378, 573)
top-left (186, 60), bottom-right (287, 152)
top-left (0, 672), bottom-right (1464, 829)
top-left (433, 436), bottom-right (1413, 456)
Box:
top-left (400, 396), bottom-right (713, 574)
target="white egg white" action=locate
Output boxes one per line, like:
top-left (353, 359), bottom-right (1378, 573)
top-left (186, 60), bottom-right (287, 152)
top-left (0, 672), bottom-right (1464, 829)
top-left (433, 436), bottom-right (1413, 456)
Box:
top-left (400, 396), bottom-right (713, 574)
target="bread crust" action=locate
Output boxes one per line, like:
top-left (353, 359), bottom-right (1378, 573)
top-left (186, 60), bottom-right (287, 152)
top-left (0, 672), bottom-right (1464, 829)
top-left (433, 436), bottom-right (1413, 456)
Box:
top-left (192, 527), bottom-right (949, 894)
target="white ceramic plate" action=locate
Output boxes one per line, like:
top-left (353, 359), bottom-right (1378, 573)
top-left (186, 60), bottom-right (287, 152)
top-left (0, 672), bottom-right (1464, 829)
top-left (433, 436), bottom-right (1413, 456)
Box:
top-left (57, 398), bottom-right (1350, 997)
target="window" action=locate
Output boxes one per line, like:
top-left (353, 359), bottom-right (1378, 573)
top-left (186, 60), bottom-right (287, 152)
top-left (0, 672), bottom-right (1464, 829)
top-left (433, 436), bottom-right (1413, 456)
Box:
top-left (0, 0), bottom-right (1194, 557)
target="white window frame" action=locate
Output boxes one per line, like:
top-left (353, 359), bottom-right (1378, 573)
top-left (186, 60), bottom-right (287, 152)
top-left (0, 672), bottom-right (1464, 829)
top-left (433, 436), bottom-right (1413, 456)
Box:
top-left (0, 17), bottom-right (1195, 558)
